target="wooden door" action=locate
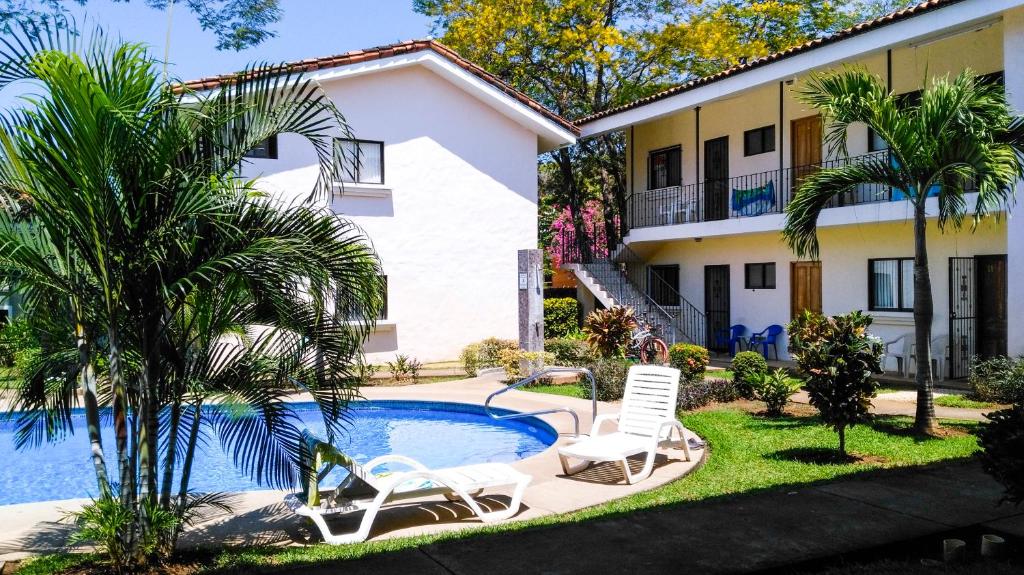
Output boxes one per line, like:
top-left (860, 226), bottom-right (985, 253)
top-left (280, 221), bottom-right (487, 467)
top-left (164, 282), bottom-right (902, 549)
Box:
top-left (704, 265), bottom-right (730, 352)
top-left (976, 255), bottom-right (1008, 359)
top-left (703, 137), bottom-right (729, 221)
top-left (791, 115), bottom-right (822, 197)
top-left (790, 261), bottom-right (822, 319)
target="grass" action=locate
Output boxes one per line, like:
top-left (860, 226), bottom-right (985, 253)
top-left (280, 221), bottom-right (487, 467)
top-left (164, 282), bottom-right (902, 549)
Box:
top-left (363, 375), bottom-right (465, 387)
top-left (520, 384), bottom-right (586, 398)
top-left (934, 394), bottom-right (998, 410)
top-left (198, 407), bottom-right (979, 573)
top-left (707, 369), bottom-right (733, 381)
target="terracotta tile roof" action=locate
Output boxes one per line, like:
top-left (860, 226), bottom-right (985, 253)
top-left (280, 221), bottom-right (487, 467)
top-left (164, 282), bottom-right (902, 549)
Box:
top-left (577, 0), bottom-right (967, 125)
top-left (178, 39), bottom-right (579, 136)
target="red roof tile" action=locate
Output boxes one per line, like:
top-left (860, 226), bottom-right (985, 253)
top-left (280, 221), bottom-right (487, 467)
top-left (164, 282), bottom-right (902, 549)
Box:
top-left (177, 39), bottom-right (579, 136)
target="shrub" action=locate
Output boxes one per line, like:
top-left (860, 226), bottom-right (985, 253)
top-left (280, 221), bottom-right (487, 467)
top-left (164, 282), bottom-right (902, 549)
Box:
top-left (0, 318), bottom-right (36, 367)
top-left (460, 337), bottom-right (518, 377)
top-left (731, 351), bottom-right (768, 399)
top-left (544, 297), bottom-right (580, 339)
top-left (751, 369), bottom-right (802, 417)
top-left (354, 356), bottom-right (377, 385)
top-left (668, 343), bottom-right (710, 383)
top-left (677, 377), bottom-right (738, 411)
top-left (545, 337), bottom-right (594, 367)
top-left (788, 310), bottom-right (883, 456)
top-left (969, 356), bottom-right (1024, 404)
top-left (978, 405), bottom-right (1024, 505)
top-left (387, 354), bottom-right (422, 382)
top-left (583, 306), bottom-right (637, 358)
top-left (497, 348), bottom-right (555, 381)
top-left (580, 357), bottom-right (631, 402)
top-left (67, 494), bottom-right (178, 574)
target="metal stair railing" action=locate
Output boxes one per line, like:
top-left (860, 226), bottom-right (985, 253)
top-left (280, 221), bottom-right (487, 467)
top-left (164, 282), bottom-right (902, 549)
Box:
top-left (484, 367), bottom-right (597, 438)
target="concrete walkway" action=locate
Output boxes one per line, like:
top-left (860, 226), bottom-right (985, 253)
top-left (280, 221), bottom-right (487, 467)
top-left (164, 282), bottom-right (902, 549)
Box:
top-left (286, 460), bottom-right (1024, 575)
top-left (790, 390), bottom-right (998, 422)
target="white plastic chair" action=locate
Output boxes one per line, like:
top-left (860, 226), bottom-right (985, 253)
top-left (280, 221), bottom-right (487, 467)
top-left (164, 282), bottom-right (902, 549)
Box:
top-left (884, 332), bottom-right (913, 377)
top-left (286, 431), bottom-right (531, 544)
top-left (910, 334), bottom-right (950, 382)
top-left (557, 365), bottom-right (693, 484)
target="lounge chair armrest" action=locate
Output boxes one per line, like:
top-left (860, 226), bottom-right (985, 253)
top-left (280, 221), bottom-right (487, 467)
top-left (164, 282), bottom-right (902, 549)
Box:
top-left (363, 454), bottom-right (429, 473)
top-left (589, 413), bottom-right (620, 437)
top-left (655, 418), bottom-right (687, 442)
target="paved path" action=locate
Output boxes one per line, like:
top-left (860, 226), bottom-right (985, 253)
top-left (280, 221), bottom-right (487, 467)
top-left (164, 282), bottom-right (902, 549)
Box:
top-left (284, 460), bottom-right (1024, 574)
top-left (790, 391), bottom-right (997, 422)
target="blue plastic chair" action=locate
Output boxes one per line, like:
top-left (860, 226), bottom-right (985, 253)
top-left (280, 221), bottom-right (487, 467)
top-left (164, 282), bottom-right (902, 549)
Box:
top-left (748, 325), bottom-right (784, 360)
top-left (715, 324), bottom-right (748, 356)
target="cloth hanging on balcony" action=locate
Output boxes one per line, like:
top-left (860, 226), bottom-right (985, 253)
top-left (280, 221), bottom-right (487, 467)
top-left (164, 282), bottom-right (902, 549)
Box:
top-left (731, 180), bottom-right (776, 217)
top-left (890, 155), bottom-right (940, 201)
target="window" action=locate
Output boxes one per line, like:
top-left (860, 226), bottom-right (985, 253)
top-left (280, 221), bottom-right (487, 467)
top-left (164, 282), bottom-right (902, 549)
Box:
top-left (744, 262), bottom-right (776, 289)
top-left (743, 125), bottom-right (775, 156)
top-left (868, 127), bottom-right (887, 152)
top-left (647, 265), bottom-right (679, 307)
top-left (341, 276), bottom-right (388, 321)
top-left (243, 135), bottom-right (278, 159)
top-left (647, 146), bottom-right (681, 189)
top-left (979, 70), bottom-right (1005, 90)
top-left (335, 139), bottom-right (384, 184)
top-left (869, 258), bottom-right (914, 311)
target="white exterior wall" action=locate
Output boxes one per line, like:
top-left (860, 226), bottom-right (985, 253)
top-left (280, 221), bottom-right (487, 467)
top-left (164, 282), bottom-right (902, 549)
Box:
top-left (643, 219), bottom-right (1006, 365)
top-left (241, 65), bottom-right (540, 363)
top-left (1005, 7), bottom-right (1024, 357)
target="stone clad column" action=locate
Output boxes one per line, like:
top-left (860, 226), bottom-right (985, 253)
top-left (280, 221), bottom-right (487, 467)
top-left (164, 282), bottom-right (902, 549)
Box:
top-left (1004, 7), bottom-right (1024, 357)
top-left (518, 249), bottom-right (544, 353)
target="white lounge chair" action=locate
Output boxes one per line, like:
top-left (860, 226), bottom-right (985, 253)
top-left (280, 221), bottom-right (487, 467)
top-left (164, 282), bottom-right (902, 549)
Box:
top-left (285, 431), bottom-right (531, 544)
top-left (557, 365), bottom-right (692, 484)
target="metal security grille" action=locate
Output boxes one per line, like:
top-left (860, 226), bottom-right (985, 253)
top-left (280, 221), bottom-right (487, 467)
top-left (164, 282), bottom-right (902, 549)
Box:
top-left (949, 257), bottom-right (976, 380)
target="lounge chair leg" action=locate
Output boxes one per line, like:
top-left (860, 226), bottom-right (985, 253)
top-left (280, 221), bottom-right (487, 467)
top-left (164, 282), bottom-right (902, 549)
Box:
top-left (559, 452), bottom-right (592, 476)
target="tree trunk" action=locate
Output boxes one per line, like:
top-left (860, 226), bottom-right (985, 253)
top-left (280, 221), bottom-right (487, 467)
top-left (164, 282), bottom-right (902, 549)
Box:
top-left (108, 326), bottom-right (133, 506)
top-left (172, 399), bottom-right (203, 546)
top-left (912, 199), bottom-right (938, 433)
top-left (838, 425), bottom-right (846, 456)
top-left (76, 322), bottom-right (109, 495)
top-left (160, 396), bottom-right (181, 508)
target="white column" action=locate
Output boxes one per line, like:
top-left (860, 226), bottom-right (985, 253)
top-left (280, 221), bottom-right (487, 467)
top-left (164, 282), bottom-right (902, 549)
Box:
top-left (1005, 7), bottom-right (1024, 357)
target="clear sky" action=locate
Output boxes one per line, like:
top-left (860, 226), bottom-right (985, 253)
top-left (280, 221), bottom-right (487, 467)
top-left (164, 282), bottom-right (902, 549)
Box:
top-left (64, 0), bottom-right (435, 82)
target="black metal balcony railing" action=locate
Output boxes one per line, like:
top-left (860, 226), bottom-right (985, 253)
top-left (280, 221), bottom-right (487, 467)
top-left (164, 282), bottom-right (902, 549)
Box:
top-left (627, 150), bottom-right (895, 230)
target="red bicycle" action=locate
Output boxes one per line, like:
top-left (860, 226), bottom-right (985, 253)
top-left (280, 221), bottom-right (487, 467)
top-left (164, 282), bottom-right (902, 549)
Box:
top-left (627, 324), bottom-right (669, 364)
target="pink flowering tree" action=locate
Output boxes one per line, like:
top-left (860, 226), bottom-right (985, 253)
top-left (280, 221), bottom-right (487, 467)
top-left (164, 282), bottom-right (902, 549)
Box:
top-left (547, 200), bottom-right (618, 268)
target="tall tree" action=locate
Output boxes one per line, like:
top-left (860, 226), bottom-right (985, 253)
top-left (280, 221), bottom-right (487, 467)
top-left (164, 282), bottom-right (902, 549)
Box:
top-left (783, 69), bottom-right (1024, 433)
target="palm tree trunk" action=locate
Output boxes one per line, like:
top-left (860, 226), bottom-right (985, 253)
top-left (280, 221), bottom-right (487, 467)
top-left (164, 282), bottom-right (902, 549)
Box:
top-left (108, 326), bottom-right (133, 506)
top-left (172, 399), bottom-right (203, 546)
top-left (912, 199), bottom-right (937, 433)
top-left (76, 322), bottom-right (109, 495)
top-left (160, 395), bottom-right (181, 508)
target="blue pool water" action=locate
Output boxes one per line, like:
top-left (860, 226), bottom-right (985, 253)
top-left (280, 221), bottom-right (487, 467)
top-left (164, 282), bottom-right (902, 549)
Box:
top-left (0, 400), bottom-right (557, 506)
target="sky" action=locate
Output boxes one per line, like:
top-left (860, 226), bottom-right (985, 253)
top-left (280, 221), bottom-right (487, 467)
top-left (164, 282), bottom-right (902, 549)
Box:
top-left (62, 0), bottom-right (435, 83)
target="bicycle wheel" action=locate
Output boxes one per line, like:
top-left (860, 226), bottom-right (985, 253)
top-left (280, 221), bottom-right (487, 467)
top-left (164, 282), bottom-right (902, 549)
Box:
top-left (640, 337), bottom-right (669, 365)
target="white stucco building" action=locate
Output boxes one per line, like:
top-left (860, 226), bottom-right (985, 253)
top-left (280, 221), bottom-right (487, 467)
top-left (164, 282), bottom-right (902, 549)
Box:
top-left (183, 41), bottom-right (577, 363)
top-left (569, 0), bottom-right (1024, 380)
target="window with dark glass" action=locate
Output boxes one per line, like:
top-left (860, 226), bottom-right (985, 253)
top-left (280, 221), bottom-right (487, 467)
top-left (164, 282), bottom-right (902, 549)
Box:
top-left (243, 135), bottom-right (278, 159)
top-left (868, 127), bottom-right (888, 152)
top-left (743, 125), bottom-right (775, 156)
top-left (647, 265), bottom-right (679, 306)
top-left (744, 262), bottom-right (776, 289)
top-left (335, 139), bottom-right (384, 184)
top-left (647, 145), bottom-right (681, 189)
top-left (341, 275), bottom-right (387, 321)
top-left (869, 258), bottom-right (914, 311)
top-left (979, 70), bottom-right (1005, 90)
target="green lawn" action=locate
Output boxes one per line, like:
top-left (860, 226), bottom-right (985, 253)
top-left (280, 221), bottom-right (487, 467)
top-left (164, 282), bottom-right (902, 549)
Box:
top-left (19, 402), bottom-right (981, 574)
top-left (0, 366), bottom-right (17, 389)
top-left (934, 394), bottom-right (998, 410)
top-left (520, 384), bottom-right (586, 398)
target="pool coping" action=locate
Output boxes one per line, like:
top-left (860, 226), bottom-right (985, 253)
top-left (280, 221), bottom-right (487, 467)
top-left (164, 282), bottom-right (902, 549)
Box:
top-left (0, 373), bottom-right (707, 560)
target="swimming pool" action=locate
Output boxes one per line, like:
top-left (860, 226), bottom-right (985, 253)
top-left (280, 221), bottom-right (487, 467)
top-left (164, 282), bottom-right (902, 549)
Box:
top-left (0, 400), bottom-right (557, 506)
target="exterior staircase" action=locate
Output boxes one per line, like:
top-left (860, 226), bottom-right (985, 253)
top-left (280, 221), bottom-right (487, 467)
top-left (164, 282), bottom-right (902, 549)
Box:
top-left (562, 239), bottom-right (706, 347)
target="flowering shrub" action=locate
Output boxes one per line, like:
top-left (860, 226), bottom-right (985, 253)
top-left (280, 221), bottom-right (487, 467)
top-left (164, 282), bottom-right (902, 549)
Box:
top-left (460, 337), bottom-right (518, 376)
top-left (668, 343), bottom-right (710, 383)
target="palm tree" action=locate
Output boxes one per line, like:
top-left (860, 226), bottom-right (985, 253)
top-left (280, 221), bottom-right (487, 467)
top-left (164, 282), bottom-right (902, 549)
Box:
top-left (0, 23), bottom-right (384, 568)
top-left (784, 68), bottom-right (1024, 433)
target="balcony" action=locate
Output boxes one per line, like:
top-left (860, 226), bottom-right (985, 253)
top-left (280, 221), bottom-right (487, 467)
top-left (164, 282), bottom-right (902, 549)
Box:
top-left (627, 151), bottom-right (897, 230)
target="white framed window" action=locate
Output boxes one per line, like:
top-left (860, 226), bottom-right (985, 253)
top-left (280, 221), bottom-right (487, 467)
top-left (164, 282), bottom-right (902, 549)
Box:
top-left (334, 139), bottom-right (384, 184)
